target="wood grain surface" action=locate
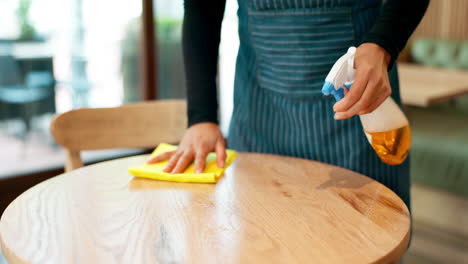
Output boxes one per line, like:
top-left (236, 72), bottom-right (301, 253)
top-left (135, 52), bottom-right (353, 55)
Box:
top-left (398, 63), bottom-right (468, 107)
top-left (0, 154), bottom-right (410, 264)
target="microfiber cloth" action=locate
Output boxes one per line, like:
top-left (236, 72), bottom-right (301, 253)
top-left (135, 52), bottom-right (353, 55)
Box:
top-left (128, 143), bottom-right (237, 183)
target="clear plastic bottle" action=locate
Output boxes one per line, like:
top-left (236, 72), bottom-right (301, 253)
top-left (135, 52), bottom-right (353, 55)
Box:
top-left (359, 97), bottom-right (411, 165)
top-left (322, 47), bottom-right (411, 165)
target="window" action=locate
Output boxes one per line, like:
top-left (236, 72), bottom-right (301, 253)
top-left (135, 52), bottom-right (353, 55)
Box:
top-left (155, 0), bottom-right (185, 100)
top-left (0, 0), bottom-right (143, 176)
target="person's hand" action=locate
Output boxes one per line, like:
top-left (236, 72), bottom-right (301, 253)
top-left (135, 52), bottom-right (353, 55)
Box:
top-left (333, 43), bottom-right (392, 120)
top-left (146, 122), bottom-right (226, 174)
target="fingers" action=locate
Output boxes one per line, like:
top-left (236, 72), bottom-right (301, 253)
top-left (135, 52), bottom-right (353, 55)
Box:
top-left (334, 77), bottom-right (390, 120)
top-left (215, 138), bottom-right (226, 169)
top-left (333, 43), bottom-right (393, 119)
top-left (163, 151), bottom-right (183, 172)
top-left (358, 74), bottom-right (391, 115)
top-left (162, 144), bottom-right (217, 174)
top-left (194, 150), bottom-right (209, 174)
top-left (360, 91), bottom-right (390, 115)
top-left (171, 150), bottom-right (195, 174)
top-left (146, 151), bottom-right (175, 164)
top-left (157, 123), bottom-right (226, 174)
top-left (334, 81), bottom-right (375, 120)
top-left (333, 66), bottom-right (370, 113)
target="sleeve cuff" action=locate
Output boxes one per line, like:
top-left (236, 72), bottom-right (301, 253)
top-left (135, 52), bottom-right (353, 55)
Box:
top-left (362, 33), bottom-right (400, 71)
top-left (187, 111), bottom-right (218, 127)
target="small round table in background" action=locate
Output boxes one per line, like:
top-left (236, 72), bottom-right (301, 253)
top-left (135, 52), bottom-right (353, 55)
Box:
top-left (0, 154), bottom-right (410, 264)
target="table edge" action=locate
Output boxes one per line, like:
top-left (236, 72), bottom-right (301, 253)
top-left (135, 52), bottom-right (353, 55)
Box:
top-left (0, 153), bottom-right (411, 264)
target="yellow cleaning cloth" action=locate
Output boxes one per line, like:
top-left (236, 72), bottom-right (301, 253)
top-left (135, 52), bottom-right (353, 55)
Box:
top-left (128, 143), bottom-right (237, 183)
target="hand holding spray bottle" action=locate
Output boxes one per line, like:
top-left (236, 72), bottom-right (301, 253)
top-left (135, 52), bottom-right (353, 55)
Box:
top-left (322, 47), bottom-right (411, 165)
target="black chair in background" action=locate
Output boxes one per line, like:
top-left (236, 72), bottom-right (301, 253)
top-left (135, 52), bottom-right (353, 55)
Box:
top-left (0, 40), bottom-right (56, 138)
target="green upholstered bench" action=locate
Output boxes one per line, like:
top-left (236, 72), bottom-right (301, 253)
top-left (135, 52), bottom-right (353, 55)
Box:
top-left (407, 97), bottom-right (468, 197)
top-left (405, 98), bottom-right (468, 263)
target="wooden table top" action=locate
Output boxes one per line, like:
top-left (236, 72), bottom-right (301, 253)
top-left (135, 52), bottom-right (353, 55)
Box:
top-left (398, 63), bottom-right (468, 107)
top-left (0, 154), bottom-right (410, 264)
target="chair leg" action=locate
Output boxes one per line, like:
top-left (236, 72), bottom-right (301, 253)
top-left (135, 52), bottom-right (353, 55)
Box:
top-left (22, 100), bottom-right (40, 134)
top-left (65, 150), bottom-right (84, 172)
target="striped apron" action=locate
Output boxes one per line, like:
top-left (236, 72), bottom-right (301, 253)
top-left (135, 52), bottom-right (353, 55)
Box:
top-left (227, 0), bottom-right (411, 208)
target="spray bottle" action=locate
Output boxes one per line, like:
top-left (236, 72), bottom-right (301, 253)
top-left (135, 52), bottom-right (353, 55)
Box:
top-left (322, 47), bottom-right (411, 165)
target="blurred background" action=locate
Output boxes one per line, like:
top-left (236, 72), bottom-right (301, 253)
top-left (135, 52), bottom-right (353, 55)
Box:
top-left (0, 0), bottom-right (467, 263)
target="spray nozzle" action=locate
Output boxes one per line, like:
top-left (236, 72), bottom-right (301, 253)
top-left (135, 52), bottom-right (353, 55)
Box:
top-left (322, 47), bottom-right (356, 101)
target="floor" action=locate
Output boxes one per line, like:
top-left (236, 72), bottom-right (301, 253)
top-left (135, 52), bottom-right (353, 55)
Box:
top-left (0, 116), bottom-right (62, 177)
top-left (403, 221), bottom-right (468, 264)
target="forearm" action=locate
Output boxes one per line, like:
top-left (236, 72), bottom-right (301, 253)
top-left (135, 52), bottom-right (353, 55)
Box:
top-left (183, 0), bottom-right (226, 127)
top-left (362, 0), bottom-right (430, 69)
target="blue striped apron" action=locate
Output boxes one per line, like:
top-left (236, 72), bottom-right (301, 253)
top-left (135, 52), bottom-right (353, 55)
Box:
top-left (227, 0), bottom-right (411, 208)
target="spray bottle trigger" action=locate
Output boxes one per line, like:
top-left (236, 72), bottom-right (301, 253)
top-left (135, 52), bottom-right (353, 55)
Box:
top-left (344, 82), bottom-right (353, 89)
top-left (331, 88), bottom-right (345, 101)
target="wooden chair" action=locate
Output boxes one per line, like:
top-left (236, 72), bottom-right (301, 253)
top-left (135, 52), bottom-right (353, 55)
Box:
top-left (50, 100), bottom-right (187, 172)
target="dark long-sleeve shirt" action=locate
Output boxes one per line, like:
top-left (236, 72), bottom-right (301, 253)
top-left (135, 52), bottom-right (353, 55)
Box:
top-left (183, 0), bottom-right (430, 127)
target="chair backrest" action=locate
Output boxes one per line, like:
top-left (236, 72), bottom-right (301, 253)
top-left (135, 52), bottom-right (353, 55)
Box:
top-left (50, 100), bottom-right (187, 171)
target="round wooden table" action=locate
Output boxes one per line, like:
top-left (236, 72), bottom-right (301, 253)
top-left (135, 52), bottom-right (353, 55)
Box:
top-left (0, 154), bottom-right (410, 264)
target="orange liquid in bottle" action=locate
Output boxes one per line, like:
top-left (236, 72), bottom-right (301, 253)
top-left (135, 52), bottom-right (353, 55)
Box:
top-left (364, 125), bottom-right (411, 165)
